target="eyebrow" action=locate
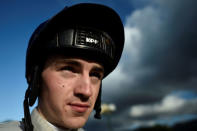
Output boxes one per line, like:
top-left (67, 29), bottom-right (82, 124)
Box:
top-left (61, 59), bottom-right (82, 67)
top-left (91, 66), bottom-right (104, 74)
top-left (59, 59), bottom-right (104, 73)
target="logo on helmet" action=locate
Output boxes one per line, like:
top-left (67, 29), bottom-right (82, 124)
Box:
top-left (86, 37), bottom-right (99, 44)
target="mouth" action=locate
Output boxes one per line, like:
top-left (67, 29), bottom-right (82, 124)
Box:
top-left (69, 103), bottom-right (90, 113)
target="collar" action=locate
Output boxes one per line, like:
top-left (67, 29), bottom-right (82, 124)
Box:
top-left (31, 108), bottom-right (83, 131)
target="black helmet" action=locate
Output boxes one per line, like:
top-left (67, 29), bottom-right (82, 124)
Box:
top-left (23, 3), bottom-right (124, 131)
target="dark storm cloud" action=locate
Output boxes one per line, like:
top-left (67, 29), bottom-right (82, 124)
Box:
top-left (87, 0), bottom-right (197, 130)
top-left (95, 0), bottom-right (197, 129)
top-left (103, 0), bottom-right (197, 105)
top-left (136, 0), bottom-right (197, 85)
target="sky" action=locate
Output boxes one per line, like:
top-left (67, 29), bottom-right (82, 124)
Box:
top-left (0, 0), bottom-right (197, 131)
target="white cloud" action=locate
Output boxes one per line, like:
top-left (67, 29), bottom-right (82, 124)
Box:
top-left (103, 64), bottom-right (129, 91)
top-left (124, 27), bottom-right (142, 54)
top-left (124, 27), bottom-right (142, 63)
top-left (130, 94), bottom-right (197, 117)
top-left (125, 5), bottom-right (162, 34)
top-left (102, 25), bottom-right (143, 92)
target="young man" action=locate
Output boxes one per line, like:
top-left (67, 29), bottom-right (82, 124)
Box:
top-left (0, 3), bottom-right (124, 131)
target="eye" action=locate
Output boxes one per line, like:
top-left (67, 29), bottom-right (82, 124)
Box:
top-left (90, 72), bottom-right (103, 80)
top-left (60, 66), bottom-right (76, 73)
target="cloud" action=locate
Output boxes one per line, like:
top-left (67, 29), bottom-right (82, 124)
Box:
top-left (130, 94), bottom-right (197, 118)
top-left (88, 0), bottom-right (197, 130)
top-left (102, 0), bottom-right (197, 105)
top-left (97, 6), bottom-right (197, 130)
top-left (123, 0), bottom-right (197, 88)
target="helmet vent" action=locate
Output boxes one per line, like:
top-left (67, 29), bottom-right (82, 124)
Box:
top-left (75, 27), bottom-right (115, 59)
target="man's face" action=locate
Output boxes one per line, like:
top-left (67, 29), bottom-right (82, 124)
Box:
top-left (38, 55), bottom-right (104, 129)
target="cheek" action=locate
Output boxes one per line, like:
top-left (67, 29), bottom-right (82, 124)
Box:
top-left (43, 70), bottom-right (66, 90)
top-left (41, 72), bottom-right (78, 104)
top-left (43, 78), bottom-right (68, 99)
top-left (41, 72), bottom-right (66, 103)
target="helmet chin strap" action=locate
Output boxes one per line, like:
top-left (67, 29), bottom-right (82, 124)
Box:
top-left (94, 82), bottom-right (102, 119)
top-left (23, 66), bottom-right (40, 131)
top-left (23, 87), bottom-right (34, 131)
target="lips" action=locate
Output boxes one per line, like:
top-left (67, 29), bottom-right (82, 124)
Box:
top-left (69, 103), bottom-right (90, 113)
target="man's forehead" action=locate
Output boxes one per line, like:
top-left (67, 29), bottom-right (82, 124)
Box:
top-left (47, 55), bottom-right (104, 69)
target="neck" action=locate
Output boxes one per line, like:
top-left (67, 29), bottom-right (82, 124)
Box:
top-left (36, 107), bottom-right (77, 131)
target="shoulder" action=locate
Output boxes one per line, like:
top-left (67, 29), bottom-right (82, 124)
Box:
top-left (0, 121), bottom-right (24, 131)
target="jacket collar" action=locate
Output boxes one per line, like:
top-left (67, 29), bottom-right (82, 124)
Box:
top-left (31, 108), bottom-right (82, 131)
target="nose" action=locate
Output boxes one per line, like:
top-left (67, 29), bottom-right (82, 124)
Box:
top-left (74, 74), bottom-right (92, 101)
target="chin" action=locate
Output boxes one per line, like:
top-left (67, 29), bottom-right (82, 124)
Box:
top-left (60, 116), bottom-right (87, 129)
